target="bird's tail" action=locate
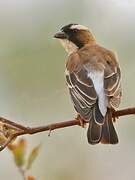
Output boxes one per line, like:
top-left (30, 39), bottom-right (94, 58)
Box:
top-left (87, 108), bottom-right (118, 144)
top-left (101, 109), bottom-right (118, 144)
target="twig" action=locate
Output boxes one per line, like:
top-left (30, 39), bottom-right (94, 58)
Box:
top-left (0, 107), bottom-right (135, 152)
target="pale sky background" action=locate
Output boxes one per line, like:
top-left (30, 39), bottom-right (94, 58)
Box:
top-left (0, 0), bottom-right (135, 180)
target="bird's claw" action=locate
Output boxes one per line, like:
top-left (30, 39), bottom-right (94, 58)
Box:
top-left (75, 114), bottom-right (88, 128)
top-left (112, 109), bottom-right (119, 122)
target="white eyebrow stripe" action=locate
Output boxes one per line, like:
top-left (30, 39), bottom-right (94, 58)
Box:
top-left (70, 24), bottom-right (89, 31)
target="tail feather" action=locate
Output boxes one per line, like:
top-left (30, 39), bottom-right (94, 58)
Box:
top-left (101, 109), bottom-right (118, 144)
top-left (87, 108), bottom-right (118, 145)
top-left (87, 117), bottom-right (102, 144)
top-left (87, 106), bottom-right (102, 144)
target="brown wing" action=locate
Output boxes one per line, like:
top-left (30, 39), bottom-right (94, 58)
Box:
top-left (104, 61), bottom-right (122, 109)
top-left (65, 67), bottom-right (97, 120)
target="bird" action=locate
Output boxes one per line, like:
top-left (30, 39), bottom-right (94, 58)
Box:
top-left (54, 23), bottom-right (122, 144)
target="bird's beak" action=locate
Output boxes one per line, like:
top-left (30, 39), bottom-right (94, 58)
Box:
top-left (54, 31), bottom-right (67, 39)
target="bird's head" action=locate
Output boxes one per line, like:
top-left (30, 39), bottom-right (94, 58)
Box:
top-left (54, 23), bottom-right (96, 54)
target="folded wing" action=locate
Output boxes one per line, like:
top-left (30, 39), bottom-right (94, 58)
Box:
top-left (104, 64), bottom-right (122, 109)
top-left (65, 67), bottom-right (97, 120)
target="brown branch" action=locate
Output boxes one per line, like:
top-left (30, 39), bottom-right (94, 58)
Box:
top-left (0, 107), bottom-right (135, 152)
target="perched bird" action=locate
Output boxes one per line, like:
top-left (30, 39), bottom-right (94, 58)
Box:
top-left (54, 23), bottom-right (122, 144)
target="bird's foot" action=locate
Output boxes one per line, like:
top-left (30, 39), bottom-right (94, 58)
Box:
top-left (111, 109), bottom-right (118, 122)
top-left (75, 114), bottom-right (89, 128)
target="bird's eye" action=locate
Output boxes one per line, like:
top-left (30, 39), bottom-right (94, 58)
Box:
top-left (73, 29), bottom-right (78, 33)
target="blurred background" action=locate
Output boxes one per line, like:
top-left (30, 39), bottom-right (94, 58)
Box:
top-left (0, 0), bottom-right (135, 179)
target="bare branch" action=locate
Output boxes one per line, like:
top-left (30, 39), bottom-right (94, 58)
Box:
top-left (0, 107), bottom-right (135, 152)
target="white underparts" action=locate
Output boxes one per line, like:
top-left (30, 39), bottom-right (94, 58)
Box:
top-left (59, 39), bottom-right (78, 55)
top-left (87, 70), bottom-right (107, 116)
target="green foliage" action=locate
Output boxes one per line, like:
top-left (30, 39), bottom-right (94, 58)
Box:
top-left (26, 144), bottom-right (41, 170)
top-left (8, 138), bottom-right (41, 180)
top-left (8, 139), bottom-right (26, 167)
